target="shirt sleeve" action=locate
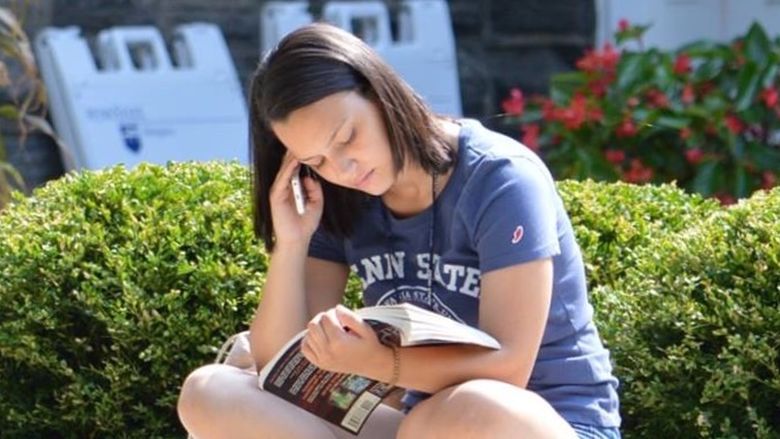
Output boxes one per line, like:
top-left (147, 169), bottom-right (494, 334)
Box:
top-left (308, 225), bottom-right (347, 263)
top-left (469, 156), bottom-right (561, 273)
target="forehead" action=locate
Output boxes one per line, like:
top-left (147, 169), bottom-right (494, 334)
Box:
top-left (271, 91), bottom-right (369, 154)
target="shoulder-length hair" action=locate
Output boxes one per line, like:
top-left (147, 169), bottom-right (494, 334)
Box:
top-left (249, 22), bottom-right (455, 252)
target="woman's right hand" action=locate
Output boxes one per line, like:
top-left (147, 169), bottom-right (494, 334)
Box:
top-left (269, 151), bottom-right (324, 246)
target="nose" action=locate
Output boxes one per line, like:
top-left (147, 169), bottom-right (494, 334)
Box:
top-left (333, 153), bottom-right (358, 182)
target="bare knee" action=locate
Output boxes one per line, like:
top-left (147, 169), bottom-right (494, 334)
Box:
top-left (398, 379), bottom-right (575, 439)
top-left (177, 364), bottom-right (240, 434)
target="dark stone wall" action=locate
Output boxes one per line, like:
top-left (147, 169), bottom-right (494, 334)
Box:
top-left (3, 0), bottom-right (594, 189)
top-left (36, 0), bottom-right (595, 117)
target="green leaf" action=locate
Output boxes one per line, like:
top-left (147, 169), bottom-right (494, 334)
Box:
top-left (743, 22), bottom-right (772, 64)
top-left (730, 137), bottom-right (746, 160)
top-left (694, 57), bottom-right (725, 82)
top-left (735, 62), bottom-right (761, 112)
top-left (678, 40), bottom-right (720, 56)
top-left (760, 62), bottom-right (779, 88)
top-left (735, 165), bottom-right (749, 198)
top-left (692, 161), bottom-right (720, 196)
top-left (656, 115), bottom-right (691, 130)
top-left (0, 104), bottom-right (19, 120)
top-left (746, 141), bottom-right (780, 169)
top-left (550, 71), bottom-right (587, 101)
top-left (617, 53), bottom-right (647, 91)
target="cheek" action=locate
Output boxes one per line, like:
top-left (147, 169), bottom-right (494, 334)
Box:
top-left (311, 166), bottom-right (340, 186)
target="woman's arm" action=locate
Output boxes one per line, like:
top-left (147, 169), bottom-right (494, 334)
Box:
top-left (250, 254), bottom-right (349, 368)
top-left (248, 150), bottom-right (349, 368)
top-left (355, 258), bottom-right (553, 392)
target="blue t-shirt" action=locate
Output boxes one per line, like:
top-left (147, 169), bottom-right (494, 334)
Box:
top-left (308, 119), bottom-right (621, 428)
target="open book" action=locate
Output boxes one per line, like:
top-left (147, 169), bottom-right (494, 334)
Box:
top-left (257, 303), bottom-right (500, 434)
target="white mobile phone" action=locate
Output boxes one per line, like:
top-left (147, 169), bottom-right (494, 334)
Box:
top-left (291, 172), bottom-right (305, 215)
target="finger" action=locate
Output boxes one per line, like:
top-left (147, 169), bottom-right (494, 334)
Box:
top-left (301, 335), bottom-right (320, 365)
top-left (320, 308), bottom-right (348, 342)
top-left (270, 154), bottom-right (302, 196)
top-left (334, 305), bottom-right (372, 339)
top-left (306, 317), bottom-right (330, 348)
top-left (302, 173), bottom-right (323, 205)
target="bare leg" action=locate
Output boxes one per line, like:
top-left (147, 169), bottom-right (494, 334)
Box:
top-left (177, 364), bottom-right (403, 439)
top-left (397, 379), bottom-right (576, 439)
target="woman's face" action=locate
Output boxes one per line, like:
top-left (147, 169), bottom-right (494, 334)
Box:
top-left (270, 90), bottom-right (396, 196)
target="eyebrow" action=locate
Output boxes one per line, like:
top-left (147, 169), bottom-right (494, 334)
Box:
top-left (298, 116), bottom-right (348, 162)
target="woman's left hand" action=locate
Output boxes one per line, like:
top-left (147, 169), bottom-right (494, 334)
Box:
top-left (301, 305), bottom-right (387, 377)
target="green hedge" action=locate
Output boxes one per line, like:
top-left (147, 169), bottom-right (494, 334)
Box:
top-left (607, 189), bottom-right (780, 438)
top-left (0, 162), bottom-right (777, 438)
top-left (0, 163), bottom-right (266, 438)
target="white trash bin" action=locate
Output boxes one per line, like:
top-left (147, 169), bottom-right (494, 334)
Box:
top-left (260, 0), bottom-right (462, 116)
top-left (34, 23), bottom-right (248, 172)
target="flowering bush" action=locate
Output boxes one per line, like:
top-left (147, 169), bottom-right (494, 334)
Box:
top-left (502, 20), bottom-right (780, 204)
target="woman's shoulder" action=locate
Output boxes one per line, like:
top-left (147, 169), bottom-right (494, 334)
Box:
top-left (456, 119), bottom-right (555, 193)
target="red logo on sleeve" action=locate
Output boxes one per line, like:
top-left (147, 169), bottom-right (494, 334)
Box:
top-left (512, 225), bottom-right (525, 244)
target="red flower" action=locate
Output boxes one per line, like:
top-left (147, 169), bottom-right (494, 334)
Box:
top-left (725, 114), bottom-right (745, 134)
top-left (521, 123), bottom-right (540, 151)
top-left (715, 193), bottom-right (736, 205)
top-left (646, 88), bottom-right (669, 108)
top-left (601, 43), bottom-right (620, 72)
top-left (685, 148), bottom-right (704, 164)
top-left (618, 19), bottom-right (630, 32)
top-left (679, 127), bottom-right (692, 140)
top-left (555, 95), bottom-right (587, 129)
top-left (623, 159), bottom-right (654, 183)
top-left (673, 54), bottom-right (692, 75)
top-left (541, 99), bottom-right (556, 121)
top-left (627, 97), bottom-right (640, 107)
top-left (605, 149), bottom-right (625, 164)
top-left (697, 81), bottom-right (716, 97)
top-left (587, 77), bottom-right (612, 97)
top-left (502, 88), bottom-right (525, 116)
top-left (760, 87), bottom-right (778, 108)
top-left (681, 84), bottom-right (695, 104)
top-left (576, 44), bottom-right (620, 74)
top-left (615, 117), bottom-right (637, 138)
top-left (588, 105), bottom-right (604, 123)
top-left (576, 49), bottom-right (600, 72)
top-left (545, 95), bottom-right (603, 130)
top-left (762, 171), bottom-right (777, 189)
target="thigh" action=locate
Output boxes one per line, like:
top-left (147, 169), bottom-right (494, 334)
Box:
top-left (399, 379), bottom-right (576, 439)
top-left (179, 364), bottom-right (344, 439)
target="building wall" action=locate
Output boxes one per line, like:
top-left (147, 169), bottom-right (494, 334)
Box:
top-left (4, 0), bottom-right (594, 188)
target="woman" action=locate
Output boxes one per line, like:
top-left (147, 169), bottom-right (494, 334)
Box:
top-left (178, 23), bottom-right (621, 438)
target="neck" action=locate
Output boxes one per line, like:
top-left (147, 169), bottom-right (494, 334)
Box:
top-left (381, 118), bottom-right (460, 217)
top-left (381, 164), bottom-right (434, 217)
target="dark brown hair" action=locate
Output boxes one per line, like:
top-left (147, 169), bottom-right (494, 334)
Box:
top-left (249, 22), bottom-right (455, 251)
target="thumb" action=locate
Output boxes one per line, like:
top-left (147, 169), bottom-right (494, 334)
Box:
top-left (335, 305), bottom-right (373, 339)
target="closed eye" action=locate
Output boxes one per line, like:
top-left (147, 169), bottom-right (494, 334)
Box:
top-left (303, 128), bottom-right (355, 169)
top-left (340, 128), bottom-right (356, 146)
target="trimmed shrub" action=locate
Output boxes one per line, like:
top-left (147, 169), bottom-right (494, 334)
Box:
top-left (0, 163), bottom-right (266, 438)
top-left (604, 187), bottom-right (780, 438)
top-left (558, 179), bottom-right (720, 289)
top-left (0, 162), bottom-right (777, 437)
